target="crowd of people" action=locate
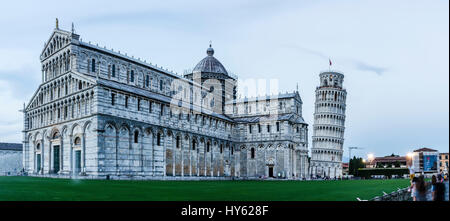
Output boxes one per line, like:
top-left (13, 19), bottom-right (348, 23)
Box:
top-left (409, 173), bottom-right (448, 201)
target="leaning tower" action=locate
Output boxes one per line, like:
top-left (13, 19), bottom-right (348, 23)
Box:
top-left (310, 71), bottom-right (347, 179)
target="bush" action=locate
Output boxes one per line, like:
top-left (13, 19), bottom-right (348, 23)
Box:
top-left (357, 168), bottom-right (409, 179)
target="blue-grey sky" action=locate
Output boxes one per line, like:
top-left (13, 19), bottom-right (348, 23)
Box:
top-left (0, 0), bottom-right (448, 160)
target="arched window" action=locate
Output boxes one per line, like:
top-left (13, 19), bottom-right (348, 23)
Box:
top-left (130, 70), bottom-right (135, 82)
top-left (137, 98), bottom-right (141, 111)
top-left (157, 133), bottom-right (161, 146)
top-left (192, 140), bottom-right (196, 150)
top-left (91, 58), bottom-right (96, 73)
top-left (220, 144), bottom-right (223, 154)
top-left (176, 136), bottom-right (180, 148)
top-left (111, 64), bottom-right (116, 77)
top-left (231, 146), bottom-right (234, 155)
top-left (74, 137), bottom-right (81, 145)
top-left (134, 131), bottom-right (139, 143)
top-left (145, 75), bottom-right (150, 87)
top-left (251, 148), bottom-right (255, 159)
top-left (36, 143), bottom-right (40, 150)
top-left (78, 81), bottom-right (82, 90)
top-left (52, 131), bottom-right (60, 139)
top-left (207, 142), bottom-right (210, 152)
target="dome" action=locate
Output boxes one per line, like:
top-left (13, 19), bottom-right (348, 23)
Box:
top-left (192, 44), bottom-right (228, 75)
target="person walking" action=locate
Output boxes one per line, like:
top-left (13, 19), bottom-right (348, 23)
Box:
top-left (431, 174), bottom-right (445, 201)
top-left (409, 175), bottom-right (418, 201)
top-left (414, 175), bottom-right (428, 201)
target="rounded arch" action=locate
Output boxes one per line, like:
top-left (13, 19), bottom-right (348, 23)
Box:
top-left (50, 128), bottom-right (61, 139)
top-left (83, 121), bottom-right (92, 134)
top-left (70, 123), bottom-right (82, 137)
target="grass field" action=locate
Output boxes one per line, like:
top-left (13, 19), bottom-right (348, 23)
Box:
top-left (0, 176), bottom-right (410, 201)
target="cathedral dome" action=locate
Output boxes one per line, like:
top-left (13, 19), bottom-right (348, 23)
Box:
top-left (193, 44), bottom-right (228, 75)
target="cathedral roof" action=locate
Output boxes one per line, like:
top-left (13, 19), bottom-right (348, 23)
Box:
top-left (226, 92), bottom-right (302, 104)
top-left (192, 45), bottom-right (228, 75)
top-left (233, 113), bottom-right (307, 124)
top-left (96, 78), bottom-right (233, 122)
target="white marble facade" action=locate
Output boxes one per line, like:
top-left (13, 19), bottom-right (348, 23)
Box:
top-left (22, 24), bottom-right (309, 180)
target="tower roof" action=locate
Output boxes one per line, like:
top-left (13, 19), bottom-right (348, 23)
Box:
top-left (192, 44), bottom-right (228, 75)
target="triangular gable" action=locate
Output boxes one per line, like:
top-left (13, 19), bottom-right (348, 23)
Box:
top-left (40, 28), bottom-right (74, 60)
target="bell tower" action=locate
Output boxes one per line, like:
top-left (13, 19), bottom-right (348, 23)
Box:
top-left (310, 71), bottom-right (347, 179)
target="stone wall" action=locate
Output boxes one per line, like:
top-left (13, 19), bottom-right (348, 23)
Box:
top-left (0, 150), bottom-right (22, 175)
top-left (369, 187), bottom-right (412, 201)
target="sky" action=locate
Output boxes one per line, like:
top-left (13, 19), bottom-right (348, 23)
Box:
top-left (0, 0), bottom-right (448, 161)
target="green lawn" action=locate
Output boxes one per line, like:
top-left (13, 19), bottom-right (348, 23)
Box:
top-left (0, 176), bottom-right (410, 201)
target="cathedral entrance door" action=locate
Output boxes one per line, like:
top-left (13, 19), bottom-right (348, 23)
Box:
top-left (74, 150), bottom-right (81, 174)
top-left (53, 146), bottom-right (60, 173)
top-left (268, 167), bottom-right (274, 177)
top-left (36, 154), bottom-right (41, 173)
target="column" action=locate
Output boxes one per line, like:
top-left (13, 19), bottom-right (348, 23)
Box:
top-left (81, 132), bottom-right (86, 174)
top-left (204, 141), bottom-right (207, 176)
top-left (163, 131), bottom-right (166, 177)
top-left (152, 133), bottom-right (155, 176)
top-left (189, 137), bottom-right (192, 176)
top-left (140, 133), bottom-right (144, 173)
top-left (48, 140), bottom-right (52, 174)
top-left (172, 134), bottom-right (175, 176)
top-left (69, 135), bottom-right (73, 175)
top-left (181, 135), bottom-right (184, 177)
top-left (59, 137), bottom-right (63, 174)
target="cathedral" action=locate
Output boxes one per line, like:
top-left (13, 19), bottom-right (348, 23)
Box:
top-left (22, 21), bottom-right (311, 180)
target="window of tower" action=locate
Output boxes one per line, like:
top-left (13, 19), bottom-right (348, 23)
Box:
top-left (111, 64), bottom-right (116, 77)
top-left (251, 148), bottom-right (255, 159)
top-left (130, 70), bottom-right (134, 82)
top-left (157, 133), bottom-right (161, 146)
top-left (134, 131), bottom-right (139, 143)
top-left (111, 93), bottom-right (115, 106)
top-left (176, 136), bottom-right (180, 148)
top-left (91, 59), bottom-right (96, 73)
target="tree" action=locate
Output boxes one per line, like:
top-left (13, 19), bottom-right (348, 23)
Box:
top-left (349, 157), bottom-right (365, 175)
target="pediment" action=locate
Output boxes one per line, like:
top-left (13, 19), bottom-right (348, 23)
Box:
top-left (40, 29), bottom-right (74, 61)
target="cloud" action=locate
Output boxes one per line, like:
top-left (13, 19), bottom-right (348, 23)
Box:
top-left (281, 44), bottom-right (329, 60)
top-left (353, 60), bottom-right (388, 75)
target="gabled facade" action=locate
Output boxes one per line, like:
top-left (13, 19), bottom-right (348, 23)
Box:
top-left (22, 22), bottom-right (309, 180)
